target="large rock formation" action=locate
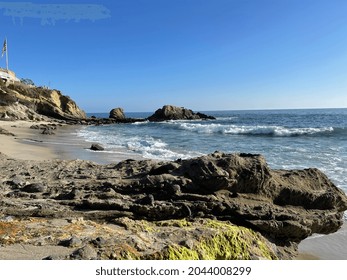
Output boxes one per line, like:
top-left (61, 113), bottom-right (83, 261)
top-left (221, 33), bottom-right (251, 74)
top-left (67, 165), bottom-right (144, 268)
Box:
top-left (109, 107), bottom-right (125, 120)
top-left (0, 152), bottom-right (346, 259)
top-left (148, 105), bottom-right (215, 122)
top-left (0, 83), bottom-right (86, 121)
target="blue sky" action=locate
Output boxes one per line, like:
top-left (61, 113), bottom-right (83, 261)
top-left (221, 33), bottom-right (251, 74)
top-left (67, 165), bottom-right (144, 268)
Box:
top-left (1, 0), bottom-right (347, 112)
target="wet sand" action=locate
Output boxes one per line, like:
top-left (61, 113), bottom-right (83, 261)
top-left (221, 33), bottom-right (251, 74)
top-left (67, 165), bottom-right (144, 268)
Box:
top-left (0, 120), bottom-right (143, 163)
top-left (298, 222), bottom-right (347, 260)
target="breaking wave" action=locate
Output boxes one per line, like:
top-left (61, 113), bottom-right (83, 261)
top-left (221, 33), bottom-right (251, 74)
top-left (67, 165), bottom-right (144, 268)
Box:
top-left (165, 122), bottom-right (337, 137)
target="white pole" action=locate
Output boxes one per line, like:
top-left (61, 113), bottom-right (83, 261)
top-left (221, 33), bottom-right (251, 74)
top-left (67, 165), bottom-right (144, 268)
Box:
top-left (5, 38), bottom-right (9, 70)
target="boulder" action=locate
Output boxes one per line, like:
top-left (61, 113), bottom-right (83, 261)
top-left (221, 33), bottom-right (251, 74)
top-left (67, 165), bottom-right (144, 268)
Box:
top-left (90, 144), bottom-right (104, 151)
top-left (148, 105), bottom-right (215, 122)
top-left (109, 108), bottom-right (125, 120)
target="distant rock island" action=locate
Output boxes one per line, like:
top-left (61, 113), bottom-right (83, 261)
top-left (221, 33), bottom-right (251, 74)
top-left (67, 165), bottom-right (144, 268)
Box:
top-left (148, 105), bottom-right (215, 122)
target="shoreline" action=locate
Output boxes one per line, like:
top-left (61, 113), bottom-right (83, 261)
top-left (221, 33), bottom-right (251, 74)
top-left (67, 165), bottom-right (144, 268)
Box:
top-left (0, 120), bottom-right (143, 164)
top-left (298, 222), bottom-right (347, 260)
top-left (0, 120), bottom-right (346, 260)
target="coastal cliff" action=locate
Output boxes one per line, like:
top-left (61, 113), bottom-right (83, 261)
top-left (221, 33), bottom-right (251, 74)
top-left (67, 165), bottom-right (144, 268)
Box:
top-left (0, 82), bottom-right (86, 121)
top-left (0, 152), bottom-right (346, 259)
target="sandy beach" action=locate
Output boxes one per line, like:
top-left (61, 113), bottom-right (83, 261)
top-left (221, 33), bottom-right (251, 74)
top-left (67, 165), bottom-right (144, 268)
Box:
top-left (0, 120), bottom-right (143, 164)
top-left (0, 119), bottom-right (346, 260)
top-left (0, 120), bottom-right (59, 161)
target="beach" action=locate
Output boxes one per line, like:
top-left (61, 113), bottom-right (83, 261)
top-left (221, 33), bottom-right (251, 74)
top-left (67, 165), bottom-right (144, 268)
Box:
top-left (0, 120), bottom-right (59, 161)
top-left (0, 119), bottom-right (346, 260)
top-left (0, 120), bottom-right (144, 163)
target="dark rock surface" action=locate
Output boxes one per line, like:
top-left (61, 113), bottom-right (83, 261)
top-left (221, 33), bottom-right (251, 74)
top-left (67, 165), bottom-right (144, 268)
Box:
top-left (148, 105), bottom-right (216, 121)
top-left (90, 144), bottom-right (105, 151)
top-left (0, 151), bottom-right (346, 260)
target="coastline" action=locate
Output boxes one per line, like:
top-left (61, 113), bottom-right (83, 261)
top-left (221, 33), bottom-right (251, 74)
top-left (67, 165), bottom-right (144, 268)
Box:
top-left (0, 120), bottom-right (346, 260)
top-left (0, 120), bottom-right (143, 163)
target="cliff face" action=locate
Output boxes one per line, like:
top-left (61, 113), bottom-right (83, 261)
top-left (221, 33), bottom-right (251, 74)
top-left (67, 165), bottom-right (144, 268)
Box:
top-left (0, 82), bottom-right (86, 120)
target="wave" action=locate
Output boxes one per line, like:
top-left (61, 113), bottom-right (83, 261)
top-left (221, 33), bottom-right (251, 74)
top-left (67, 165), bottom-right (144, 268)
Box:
top-left (76, 128), bottom-right (201, 161)
top-left (165, 122), bottom-right (337, 137)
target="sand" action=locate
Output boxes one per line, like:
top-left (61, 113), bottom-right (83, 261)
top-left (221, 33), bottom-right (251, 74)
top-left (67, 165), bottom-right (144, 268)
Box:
top-left (0, 119), bottom-right (346, 260)
top-left (298, 223), bottom-right (347, 260)
top-left (0, 120), bottom-right (142, 163)
top-left (0, 120), bottom-right (59, 160)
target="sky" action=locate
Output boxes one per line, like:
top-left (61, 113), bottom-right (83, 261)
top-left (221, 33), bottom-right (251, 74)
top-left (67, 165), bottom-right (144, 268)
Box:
top-left (1, 0), bottom-right (347, 113)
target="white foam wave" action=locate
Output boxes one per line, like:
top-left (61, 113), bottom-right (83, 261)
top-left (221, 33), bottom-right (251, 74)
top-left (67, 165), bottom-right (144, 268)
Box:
top-left (76, 127), bottom-right (200, 161)
top-left (170, 122), bottom-right (334, 136)
top-left (132, 120), bottom-right (150, 125)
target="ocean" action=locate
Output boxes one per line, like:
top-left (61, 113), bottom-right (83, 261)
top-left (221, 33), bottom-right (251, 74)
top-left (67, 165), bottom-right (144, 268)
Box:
top-left (76, 108), bottom-right (347, 197)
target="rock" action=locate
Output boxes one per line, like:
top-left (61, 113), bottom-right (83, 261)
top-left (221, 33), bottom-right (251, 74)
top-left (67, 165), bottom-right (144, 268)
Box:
top-left (148, 105), bottom-right (216, 122)
top-left (90, 144), bottom-right (104, 151)
top-left (59, 236), bottom-right (83, 248)
top-left (1, 83), bottom-right (86, 121)
top-left (109, 108), bottom-right (125, 120)
top-left (0, 152), bottom-right (346, 259)
top-left (71, 245), bottom-right (97, 260)
top-left (21, 183), bottom-right (47, 193)
top-left (5, 175), bottom-right (25, 187)
top-left (0, 127), bottom-right (15, 136)
top-left (41, 128), bottom-right (55, 135)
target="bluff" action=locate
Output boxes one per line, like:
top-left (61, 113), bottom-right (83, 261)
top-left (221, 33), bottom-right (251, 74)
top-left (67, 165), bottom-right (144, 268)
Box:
top-left (0, 82), bottom-right (86, 121)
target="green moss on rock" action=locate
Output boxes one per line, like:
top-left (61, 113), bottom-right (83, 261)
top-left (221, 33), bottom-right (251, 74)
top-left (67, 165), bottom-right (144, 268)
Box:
top-left (146, 219), bottom-right (278, 260)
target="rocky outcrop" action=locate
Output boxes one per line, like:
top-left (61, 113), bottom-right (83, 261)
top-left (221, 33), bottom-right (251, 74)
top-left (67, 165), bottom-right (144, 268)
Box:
top-left (0, 83), bottom-right (86, 121)
top-left (148, 105), bottom-right (215, 122)
top-left (0, 152), bottom-right (346, 259)
top-left (109, 108), bottom-right (125, 120)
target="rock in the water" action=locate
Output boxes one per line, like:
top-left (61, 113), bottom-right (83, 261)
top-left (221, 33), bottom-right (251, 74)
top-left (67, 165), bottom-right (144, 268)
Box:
top-left (90, 144), bottom-right (104, 151)
top-left (148, 105), bottom-right (215, 121)
top-left (109, 108), bottom-right (125, 120)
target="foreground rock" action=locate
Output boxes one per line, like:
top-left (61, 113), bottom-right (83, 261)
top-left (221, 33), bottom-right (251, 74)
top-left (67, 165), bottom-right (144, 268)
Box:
top-left (148, 105), bottom-right (216, 121)
top-left (0, 152), bottom-right (346, 260)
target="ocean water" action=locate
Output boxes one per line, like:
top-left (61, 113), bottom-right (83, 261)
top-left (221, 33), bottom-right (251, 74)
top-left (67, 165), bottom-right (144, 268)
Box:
top-left (76, 108), bottom-right (347, 195)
